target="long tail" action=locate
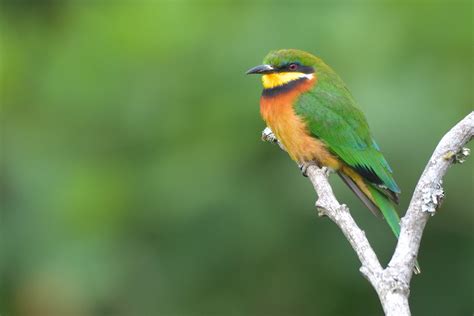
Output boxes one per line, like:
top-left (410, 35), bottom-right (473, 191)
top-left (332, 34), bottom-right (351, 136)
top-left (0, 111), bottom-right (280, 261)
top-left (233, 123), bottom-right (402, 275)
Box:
top-left (367, 184), bottom-right (401, 238)
top-left (338, 168), bottom-right (421, 274)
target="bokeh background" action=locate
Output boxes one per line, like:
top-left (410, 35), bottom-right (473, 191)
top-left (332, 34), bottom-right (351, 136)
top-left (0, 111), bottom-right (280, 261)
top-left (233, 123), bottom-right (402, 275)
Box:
top-left (1, 1), bottom-right (472, 315)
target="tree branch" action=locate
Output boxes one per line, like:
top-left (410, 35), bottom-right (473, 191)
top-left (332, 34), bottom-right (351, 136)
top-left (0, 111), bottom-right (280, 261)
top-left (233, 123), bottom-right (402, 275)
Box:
top-left (387, 112), bottom-right (474, 282)
top-left (304, 164), bottom-right (384, 287)
top-left (261, 112), bottom-right (473, 315)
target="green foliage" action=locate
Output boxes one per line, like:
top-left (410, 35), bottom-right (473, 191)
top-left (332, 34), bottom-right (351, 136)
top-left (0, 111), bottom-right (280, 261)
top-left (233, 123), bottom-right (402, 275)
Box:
top-left (1, 2), bottom-right (472, 316)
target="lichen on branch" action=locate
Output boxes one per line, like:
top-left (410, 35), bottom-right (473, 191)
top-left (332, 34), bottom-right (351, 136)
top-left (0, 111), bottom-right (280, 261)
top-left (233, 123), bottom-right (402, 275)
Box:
top-left (261, 111), bottom-right (474, 316)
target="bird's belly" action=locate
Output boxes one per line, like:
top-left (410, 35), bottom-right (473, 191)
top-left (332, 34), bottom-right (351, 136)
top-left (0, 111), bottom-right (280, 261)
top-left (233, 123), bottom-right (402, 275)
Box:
top-left (261, 99), bottom-right (341, 169)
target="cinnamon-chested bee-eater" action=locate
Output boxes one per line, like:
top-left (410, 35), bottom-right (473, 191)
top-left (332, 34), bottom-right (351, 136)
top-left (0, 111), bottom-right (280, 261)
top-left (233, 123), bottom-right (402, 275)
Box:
top-left (247, 49), bottom-right (420, 273)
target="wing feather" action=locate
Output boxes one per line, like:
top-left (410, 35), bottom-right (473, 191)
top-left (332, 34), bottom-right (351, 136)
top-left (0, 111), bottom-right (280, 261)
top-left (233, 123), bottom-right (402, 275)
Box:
top-left (294, 79), bottom-right (400, 195)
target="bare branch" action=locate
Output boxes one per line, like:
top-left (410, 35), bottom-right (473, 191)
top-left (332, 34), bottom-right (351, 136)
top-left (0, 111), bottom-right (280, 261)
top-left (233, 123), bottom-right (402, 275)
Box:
top-left (304, 165), bottom-right (384, 285)
top-left (388, 112), bottom-right (474, 283)
top-left (261, 111), bottom-right (473, 316)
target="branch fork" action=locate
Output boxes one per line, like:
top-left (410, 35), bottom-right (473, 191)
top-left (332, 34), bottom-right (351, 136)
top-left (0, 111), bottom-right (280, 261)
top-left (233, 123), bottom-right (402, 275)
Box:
top-left (261, 112), bottom-right (474, 315)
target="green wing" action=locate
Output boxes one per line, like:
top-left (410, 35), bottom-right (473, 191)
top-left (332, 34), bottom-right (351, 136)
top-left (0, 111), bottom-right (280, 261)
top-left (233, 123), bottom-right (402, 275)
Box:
top-left (294, 76), bottom-right (400, 194)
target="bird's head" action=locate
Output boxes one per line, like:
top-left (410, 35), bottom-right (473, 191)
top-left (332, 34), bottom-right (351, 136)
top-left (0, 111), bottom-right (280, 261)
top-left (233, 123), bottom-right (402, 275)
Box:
top-left (246, 49), bottom-right (319, 90)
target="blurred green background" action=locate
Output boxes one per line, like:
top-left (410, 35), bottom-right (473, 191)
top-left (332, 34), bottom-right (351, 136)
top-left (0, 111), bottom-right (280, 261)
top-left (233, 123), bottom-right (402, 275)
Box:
top-left (1, 1), bottom-right (472, 315)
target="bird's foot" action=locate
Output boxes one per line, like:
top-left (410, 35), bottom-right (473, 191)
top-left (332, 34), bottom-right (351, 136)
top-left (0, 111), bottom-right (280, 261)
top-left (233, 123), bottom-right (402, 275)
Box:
top-left (298, 163), bottom-right (332, 178)
top-left (320, 166), bottom-right (332, 177)
top-left (261, 127), bottom-right (277, 143)
top-left (261, 127), bottom-right (286, 151)
top-left (298, 161), bottom-right (317, 177)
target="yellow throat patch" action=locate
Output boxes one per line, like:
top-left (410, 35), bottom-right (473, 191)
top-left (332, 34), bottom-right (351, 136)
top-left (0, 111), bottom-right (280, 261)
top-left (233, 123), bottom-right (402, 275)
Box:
top-left (262, 72), bottom-right (313, 89)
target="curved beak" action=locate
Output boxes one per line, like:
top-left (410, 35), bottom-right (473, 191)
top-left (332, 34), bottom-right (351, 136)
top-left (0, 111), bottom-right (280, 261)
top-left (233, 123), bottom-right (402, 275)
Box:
top-left (246, 64), bottom-right (275, 75)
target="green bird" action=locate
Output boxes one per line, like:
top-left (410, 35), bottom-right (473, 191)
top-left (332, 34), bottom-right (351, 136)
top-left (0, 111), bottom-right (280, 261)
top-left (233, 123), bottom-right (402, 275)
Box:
top-left (247, 49), bottom-right (420, 273)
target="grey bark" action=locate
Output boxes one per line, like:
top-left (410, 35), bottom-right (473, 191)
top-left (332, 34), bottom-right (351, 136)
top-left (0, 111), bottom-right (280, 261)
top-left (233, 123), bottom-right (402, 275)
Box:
top-left (261, 112), bottom-right (473, 315)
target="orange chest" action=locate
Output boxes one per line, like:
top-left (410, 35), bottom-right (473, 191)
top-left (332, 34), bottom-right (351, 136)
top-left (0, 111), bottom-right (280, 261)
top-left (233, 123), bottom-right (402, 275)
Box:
top-left (259, 79), bottom-right (314, 134)
top-left (260, 95), bottom-right (316, 162)
top-left (260, 95), bottom-right (302, 145)
top-left (259, 80), bottom-right (340, 168)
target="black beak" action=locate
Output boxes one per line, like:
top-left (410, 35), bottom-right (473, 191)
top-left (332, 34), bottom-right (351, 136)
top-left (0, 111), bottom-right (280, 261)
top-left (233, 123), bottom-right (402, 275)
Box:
top-left (246, 64), bottom-right (275, 75)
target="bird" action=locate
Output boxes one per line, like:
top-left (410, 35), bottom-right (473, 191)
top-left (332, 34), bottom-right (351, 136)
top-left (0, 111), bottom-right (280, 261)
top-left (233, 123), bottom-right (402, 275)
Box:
top-left (247, 49), bottom-right (420, 274)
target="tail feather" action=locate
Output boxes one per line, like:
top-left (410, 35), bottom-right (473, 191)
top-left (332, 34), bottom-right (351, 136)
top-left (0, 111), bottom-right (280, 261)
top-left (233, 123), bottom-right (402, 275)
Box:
top-left (367, 185), bottom-right (401, 238)
top-left (338, 172), bottom-right (381, 218)
top-left (339, 169), bottom-right (421, 274)
top-left (369, 186), bottom-right (421, 274)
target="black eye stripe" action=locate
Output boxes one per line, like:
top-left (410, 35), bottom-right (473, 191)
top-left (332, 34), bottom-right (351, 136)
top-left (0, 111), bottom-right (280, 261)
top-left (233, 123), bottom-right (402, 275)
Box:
top-left (289, 63), bottom-right (298, 70)
top-left (278, 63), bottom-right (314, 74)
top-left (279, 63), bottom-right (299, 70)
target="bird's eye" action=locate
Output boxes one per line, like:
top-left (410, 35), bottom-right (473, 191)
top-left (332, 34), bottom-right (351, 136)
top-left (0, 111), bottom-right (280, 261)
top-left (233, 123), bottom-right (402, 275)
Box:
top-left (288, 63), bottom-right (298, 71)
